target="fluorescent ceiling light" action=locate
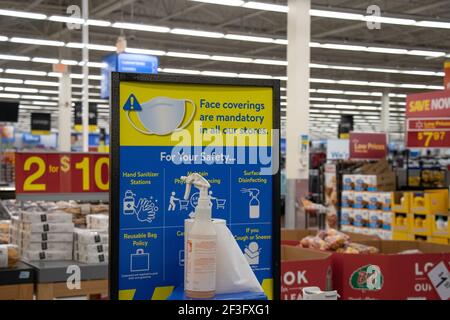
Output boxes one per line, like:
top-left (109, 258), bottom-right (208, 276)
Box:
top-left (211, 55), bottom-right (253, 63)
top-left (87, 62), bottom-right (107, 68)
top-left (224, 34), bottom-right (274, 43)
top-left (338, 80), bottom-right (369, 85)
top-left (254, 59), bottom-right (287, 66)
top-left (24, 80), bottom-right (59, 87)
top-left (47, 72), bottom-right (62, 78)
top-left (88, 75), bottom-right (103, 80)
top-left (21, 95), bottom-right (50, 100)
top-left (32, 101), bottom-right (57, 106)
top-left (201, 71), bottom-right (237, 77)
top-left (363, 16), bottom-right (416, 25)
top-left (317, 89), bottom-right (344, 94)
top-left (61, 59), bottom-right (78, 65)
top-left (0, 93), bottom-right (20, 99)
top-left (416, 21), bottom-right (450, 29)
top-left (66, 42), bottom-right (83, 48)
top-left (243, 1), bottom-right (288, 13)
top-left (126, 48), bottom-right (166, 56)
top-left (238, 73), bottom-right (272, 79)
top-left (86, 19), bottom-right (111, 27)
top-left (310, 9), bottom-right (363, 20)
top-left (366, 47), bottom-right (408, 54)
top-left (4, 87), bottom-right (38, 93)
top-left (0, 78), bottom-right (23, 84)
top-left (0, 36), bottom-right (7, 41)
top-left (0, 9), bottom-right (46, 20)
top-left (5, 69), bottom-right (47, 76)
top-left (10, 37), bottom-right (65, 47)
top-left (0, 54), bottom-right (30, 61)
top-left (166, 52), bottom-right (210, 60)
top-left (19, 105), bottom-right (42, 110)
top-left (162, 68), bottom-right (201, 75)
top-left (40, 90), bottom-right (59, 94)
top-left (112, 22), bottom-right (170, 33)
top-left (428, 85), bottom-right (444, 90)
top-left (48, 15), bottom-right (84, 24)
top-left (32, 57), bottom-right (59, 64)
top-left (191, 0), bottom-right (244, 6)
top-left (407, 50), bottom-right (445, 57)
top-left (322, 43), bottom-right (366, 51)
top-left (171, 28), bottom-right (224, 38)
top-left (274, 39), bottom-right (288, 45)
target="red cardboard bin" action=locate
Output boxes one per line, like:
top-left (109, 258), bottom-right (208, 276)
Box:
top-left (281, 245), bottom-right (332, 300)
top-left (332, 240), bottom-right (450, 300)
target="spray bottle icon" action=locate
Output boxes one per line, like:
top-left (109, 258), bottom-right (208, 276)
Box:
top-left (241, 188), bottom-right (260, 219)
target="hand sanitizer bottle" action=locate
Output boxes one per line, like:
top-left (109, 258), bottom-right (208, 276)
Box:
top-left (182, 173), bottom-right (217, 299)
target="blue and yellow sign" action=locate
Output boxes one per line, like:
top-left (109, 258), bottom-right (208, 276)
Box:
top-left (110, 73), bottom-right (280, 300)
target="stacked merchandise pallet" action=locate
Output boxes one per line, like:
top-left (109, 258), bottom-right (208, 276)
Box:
top-left (74, 214), bottom-right (109, 264)
top-left (392, 189), bottom-right (449, 244)
top-left (10, 211), bottom-right (74, 261)
top-left (0, 151), bottom-right (15, 184)
top-left (340, 174), bottom-right (393, 240)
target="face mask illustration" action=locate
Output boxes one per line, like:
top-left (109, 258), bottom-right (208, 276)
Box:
top-left (127, 97), bottom-right (196, 136)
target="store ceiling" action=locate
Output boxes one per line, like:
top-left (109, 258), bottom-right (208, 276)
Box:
top-left (0, 0), bottom-right (450, 140)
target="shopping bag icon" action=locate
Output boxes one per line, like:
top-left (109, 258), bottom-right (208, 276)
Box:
top-left (130, 249), bottom-right (150, 272)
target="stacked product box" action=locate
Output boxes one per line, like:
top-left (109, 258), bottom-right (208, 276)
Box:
top-left (392, 189), bottom-right (449, 244)
top-left (86, 214), bottom-right (109, 230)
top-left (73, 228), bottom-right (108, 264)
top-left (341, 174), bottom-right (393, 240)
top-left (10, 211), bottom-right (74, 261)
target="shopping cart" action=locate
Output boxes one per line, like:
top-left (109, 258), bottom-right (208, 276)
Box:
top-left (178, 199), bottom-right (189, 210)
top-left (215, 198), bottom-right (226, 210)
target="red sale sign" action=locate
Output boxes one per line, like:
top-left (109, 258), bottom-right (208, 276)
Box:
top-left (349, 132), bottom-right (387, 160)
top-left (15, 152), bottom-right (109, 195)
top-left (406, 90), bottom-right (450, 148)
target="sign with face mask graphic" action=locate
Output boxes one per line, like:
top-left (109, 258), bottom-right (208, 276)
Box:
top-left (109, 73), bottom-right (280, 300)
top-left (125, 96), bottom-right (196, 136)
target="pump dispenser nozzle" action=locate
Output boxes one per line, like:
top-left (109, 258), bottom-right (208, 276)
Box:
top-left (181, 173), bottom-right (212, 220)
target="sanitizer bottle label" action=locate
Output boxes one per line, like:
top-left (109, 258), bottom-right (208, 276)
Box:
top-left (186, 238), bottom-right (217, 292)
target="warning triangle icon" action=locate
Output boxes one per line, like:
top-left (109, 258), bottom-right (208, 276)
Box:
top-left (123, 94), bottom-right (142, 111)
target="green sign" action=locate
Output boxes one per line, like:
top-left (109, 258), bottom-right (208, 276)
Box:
top-left (349, 265), bottom-right (383, 291)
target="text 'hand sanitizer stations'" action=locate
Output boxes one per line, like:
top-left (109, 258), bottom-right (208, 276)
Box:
top-left (181, 173), bottom-right (217, 299)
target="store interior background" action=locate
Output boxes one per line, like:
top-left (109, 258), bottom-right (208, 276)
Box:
top-left (0, 0), bottom-right (450, 300)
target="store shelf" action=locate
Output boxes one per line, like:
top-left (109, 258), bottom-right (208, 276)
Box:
top-left (15, 193), bottom-right (109, 202)
top-left (23, 260), bottom-right (107, 283)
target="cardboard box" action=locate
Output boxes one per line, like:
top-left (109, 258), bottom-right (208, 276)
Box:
top-left (354, 209), bottom-right (369, 228)
top-left (380, 192), bottom-right (393, 211)
top-left (341, 191), bottom-right (354, 208)
top-left (392, 213), bottom-right (412, 232)
top-left (332, 240), bottom-right (450, 300)
top-left (353, 192), bottom-right (366, 209)
top-left (393, 231), bottom-right (415, 241)
top-left (281, 229), bottom-right (379, 243)
top-left (75, 243), bottom-right (108, 255)
top-left (74, 251), bottom-right (108, 264)
top-left (341, 208), bottom-right (352, 226)
top-left (411, 213), bottom-right (433, 236)
top-left (74, 228), bottom-right (108, 244)
top-left (392, 192), bottom-right (412, 213)
top-left (381, 212), bottom-right (393, 231)
top-left (369, 210), bottom-right (383, 229)
top-left (22, 241), bottom-right (73, 252)
top-left (20, 211), bottom-right (73, 223)
top-left (411, 190), bottom-right (449, 215)
top-left (343, 175), bottom-right (356, 191)
top-left (432, 214), bottom-right (449, 238)
top-left (86, 214), bottom-right (109, 230)
top-left (367, 192), bottom-right (382, 210)
top-left (22, 249), bottom-right (73, 261)
top-left (21, 231), bottom-right (73, 243)
top-left (428, 236), bottom-right (449, 245)
top-left (281, 245), bottom-right (332, 300)
top-left (22, 222), bottom-right (74, 233)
